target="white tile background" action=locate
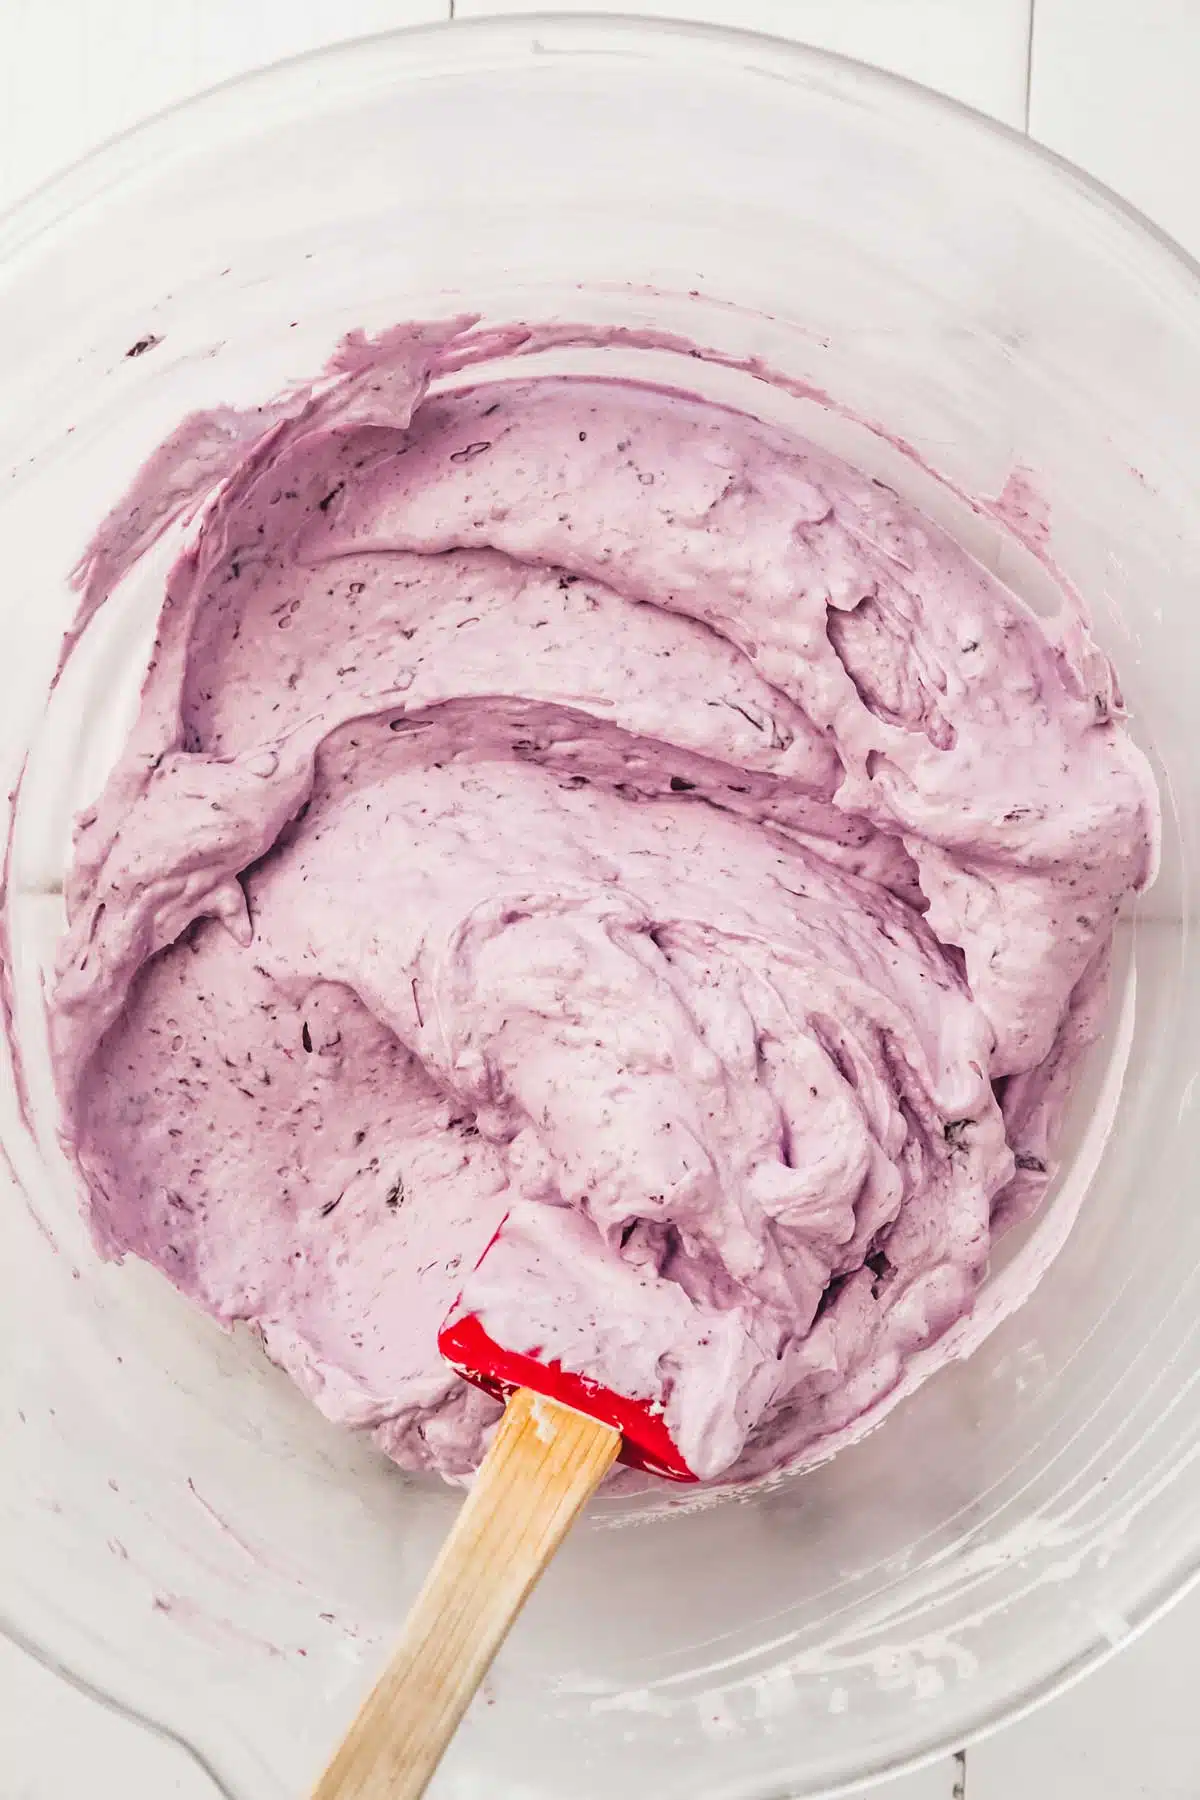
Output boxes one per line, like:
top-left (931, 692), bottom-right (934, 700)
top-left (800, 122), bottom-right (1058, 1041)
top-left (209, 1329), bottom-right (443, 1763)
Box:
top-left (2, 2), bottom-right (1199, 1796)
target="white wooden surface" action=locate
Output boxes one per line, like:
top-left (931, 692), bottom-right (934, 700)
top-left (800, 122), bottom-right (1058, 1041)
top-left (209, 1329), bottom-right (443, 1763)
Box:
top-left (2, 2), bottom-right (1197, 1796)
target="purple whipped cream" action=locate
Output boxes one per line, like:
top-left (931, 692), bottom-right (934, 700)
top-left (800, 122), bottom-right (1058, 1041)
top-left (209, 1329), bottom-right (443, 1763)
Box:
top-left (49, 318), bottom-right (1158, 1484)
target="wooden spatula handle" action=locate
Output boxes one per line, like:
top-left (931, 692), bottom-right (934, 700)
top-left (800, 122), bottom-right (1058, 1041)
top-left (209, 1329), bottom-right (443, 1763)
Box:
top-left (311, 1388), bottom-right (621, 1800)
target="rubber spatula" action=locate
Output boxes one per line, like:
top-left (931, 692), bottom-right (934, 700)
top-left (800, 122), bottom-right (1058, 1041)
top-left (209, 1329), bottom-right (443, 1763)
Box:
top-left (310, 1214), bottom-right (697, 1800)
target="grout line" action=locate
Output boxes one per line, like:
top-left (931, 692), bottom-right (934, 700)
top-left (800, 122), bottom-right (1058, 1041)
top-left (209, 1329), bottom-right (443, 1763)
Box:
top-left (1022, 0), bottom-right (1037, 134)
top-left (952, 1747), bottom-right (968, 1799)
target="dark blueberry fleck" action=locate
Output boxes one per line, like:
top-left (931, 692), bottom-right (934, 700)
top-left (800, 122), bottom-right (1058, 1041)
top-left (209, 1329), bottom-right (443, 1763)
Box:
top-left (670, 775), bottom-right (697, 793)
top-left (385, 1175), bottom-right (405, 1211)
top-left (1015, 1153), bottom-right (1047, 1173)
top-left (301, 1022), bottom-right (313, 1053)
top-left (725, 701), bottom-right (766, 732)
top-left (125, 334), bottom-right (162, 358)
top-left (449, 441), bottom-right (491, 464)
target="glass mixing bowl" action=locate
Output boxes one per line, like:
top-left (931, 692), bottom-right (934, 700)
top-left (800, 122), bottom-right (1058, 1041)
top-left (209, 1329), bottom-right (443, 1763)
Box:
top-left (1, 15), bottom-right (1198, 1800)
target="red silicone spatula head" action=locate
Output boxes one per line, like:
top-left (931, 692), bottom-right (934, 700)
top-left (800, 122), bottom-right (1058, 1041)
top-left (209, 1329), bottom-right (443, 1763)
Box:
top-left (439, 1221), bottom-right (699, 1484)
